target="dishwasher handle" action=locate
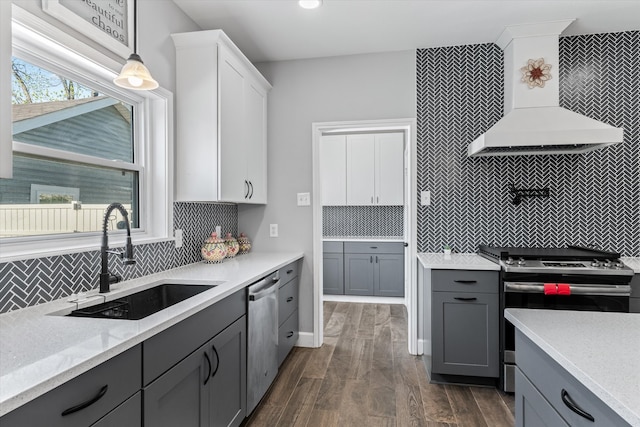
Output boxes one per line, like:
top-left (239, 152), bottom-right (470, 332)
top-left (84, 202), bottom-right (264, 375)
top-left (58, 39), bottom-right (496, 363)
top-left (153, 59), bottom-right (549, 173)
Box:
top-left (249, 277), bottom-right (279, 301)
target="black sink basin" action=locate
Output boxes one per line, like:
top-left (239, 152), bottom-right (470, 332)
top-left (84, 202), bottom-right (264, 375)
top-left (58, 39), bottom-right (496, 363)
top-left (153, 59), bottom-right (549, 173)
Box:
top-left (68, 283), bottom-right (216, 320)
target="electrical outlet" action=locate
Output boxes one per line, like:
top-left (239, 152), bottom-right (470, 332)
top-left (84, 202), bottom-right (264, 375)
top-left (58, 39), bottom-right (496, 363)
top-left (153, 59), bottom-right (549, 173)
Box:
top-left (174, 229), bottom-right (183, 248)
top-left (269, 224), bottom-right (278, 237)
top-left (421, 191), bottom-right (431, 206)
top-left (297, 192), bottom-right (311, 206)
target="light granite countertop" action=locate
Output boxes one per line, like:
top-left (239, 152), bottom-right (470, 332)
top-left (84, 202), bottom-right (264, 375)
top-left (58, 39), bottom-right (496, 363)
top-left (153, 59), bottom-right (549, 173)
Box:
top-left (0, 251), bottom-right (303, 417)
top-left (505, 308), bottom-right (640, 426)
top-left (417, 253), bottom-right (500, 271)
top-left (621, 257), bottom-right (640, 274)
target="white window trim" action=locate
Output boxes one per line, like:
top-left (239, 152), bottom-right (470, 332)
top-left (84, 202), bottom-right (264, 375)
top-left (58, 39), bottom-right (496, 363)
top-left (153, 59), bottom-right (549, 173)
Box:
top-left (1, 5), bottom-right (174, 263)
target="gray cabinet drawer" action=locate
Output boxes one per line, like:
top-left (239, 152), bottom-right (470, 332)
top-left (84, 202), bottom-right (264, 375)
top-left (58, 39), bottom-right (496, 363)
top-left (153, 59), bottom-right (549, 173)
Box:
top-left (516, 331), bottom-right (630, 426)
top-left (323, 241), bottom-right (343, 253)
top-left (143, 289), bottom-right (246, 385)
top-left (432, 270), bottom-right (498, 293)
top-left (92, 391), bottom-right (141, 427)
top-left (278, 310), bottom-right (299, 366)
top-left (344, 242), bottom-right (404, 254)
top-left (278, 260), bottom-right (299, 285)
top-left (1, 345), bottom-right (141, 427)
top-left (278, 277), bottom-right (298, 326)
top-left (515, 369), bottom-right (569, 427)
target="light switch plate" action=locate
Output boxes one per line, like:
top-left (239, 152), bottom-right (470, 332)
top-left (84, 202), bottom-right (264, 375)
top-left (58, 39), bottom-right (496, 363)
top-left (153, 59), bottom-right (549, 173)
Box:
top-left (421, 191), bottom-right (431, 206)
top-left (297, 192), bottom-right (311, 206)
top-left (174, 229), bottom-right (183, 248)
top-left (269, 224), bottom-right (278, 237)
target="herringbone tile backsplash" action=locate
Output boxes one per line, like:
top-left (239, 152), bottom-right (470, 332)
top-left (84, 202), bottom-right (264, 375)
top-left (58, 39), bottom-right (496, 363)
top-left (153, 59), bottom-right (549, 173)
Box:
top-left (323, 206), bottom-right (404, 238)
top-left (0, 203), bottom-right (237, 313)
top-left (417, 31), bottom-right (639, 256)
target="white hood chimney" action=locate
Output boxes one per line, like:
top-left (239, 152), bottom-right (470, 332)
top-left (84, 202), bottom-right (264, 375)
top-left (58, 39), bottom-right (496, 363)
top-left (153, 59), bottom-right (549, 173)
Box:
top-left (468, 20), bottom-right (623, 157)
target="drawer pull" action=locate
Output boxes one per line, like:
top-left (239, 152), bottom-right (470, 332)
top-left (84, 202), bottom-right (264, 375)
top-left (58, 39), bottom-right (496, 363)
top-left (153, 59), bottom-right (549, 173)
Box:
top-left (561, 389), bottom-right (594, 422)
top-left (454, 297), bottom-right (477, 301)
top-left (370, 246), bottom-right (378, 249)
top-left (286, 269), bottom-right (294, 274)
top-left (61, 384), bottom-right (108, 416)
top-left (204, 352), bottom-right (212, 385)
top-left (286, 331), bottom-right (294, 338)
top-left (454, 280), bottom-right (477, 284)
top-left (211, 345), bottom-right (220, 378)
top-left (286, 297), bottom-right (294, 302)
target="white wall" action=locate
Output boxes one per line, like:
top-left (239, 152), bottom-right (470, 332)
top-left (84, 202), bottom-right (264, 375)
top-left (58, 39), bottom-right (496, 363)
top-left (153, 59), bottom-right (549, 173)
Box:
top-left (239, 51), bottom-right (416, 333)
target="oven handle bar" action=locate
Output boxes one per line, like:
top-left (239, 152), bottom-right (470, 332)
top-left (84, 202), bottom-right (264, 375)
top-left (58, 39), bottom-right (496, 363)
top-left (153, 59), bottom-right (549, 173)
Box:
top-left (504, 282), bottom-right (631, 296)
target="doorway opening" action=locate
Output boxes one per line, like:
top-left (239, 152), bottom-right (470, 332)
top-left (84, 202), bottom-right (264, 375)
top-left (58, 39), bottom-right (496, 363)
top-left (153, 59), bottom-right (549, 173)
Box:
top-left (311, 118), bottom-right (417, 354)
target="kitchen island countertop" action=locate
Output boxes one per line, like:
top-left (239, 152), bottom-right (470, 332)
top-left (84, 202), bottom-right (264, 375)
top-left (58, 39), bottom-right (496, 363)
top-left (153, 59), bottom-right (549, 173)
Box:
top-left (505, 308), bottom-right (640, 426)
top-left (0, 251), bottom-right (303, 417)
top-left (417, 252), bottom-right (500, 271)
top-left (622, 257), bottom-right (640, 273)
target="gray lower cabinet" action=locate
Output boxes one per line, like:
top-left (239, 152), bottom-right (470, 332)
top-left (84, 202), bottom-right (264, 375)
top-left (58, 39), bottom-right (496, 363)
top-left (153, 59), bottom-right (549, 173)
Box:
top-left (144, 315), bottom-right (246, 427)
top-left (343, 242), bottom-right (404, 297)
top-left (278, 260), bottom-right (300, 365)
top-left (630, 273), bottom-right (639, 313)
top-left (515, 369), bottom-right (569, 427)
top-left (431, 270), bottom-right (499, 378)
top-left (515, 330), bottom-right (630, 426)
top-left (323, 242), bottom-right (344, 294)
top-left (0, 345), bottom-right (142, 427)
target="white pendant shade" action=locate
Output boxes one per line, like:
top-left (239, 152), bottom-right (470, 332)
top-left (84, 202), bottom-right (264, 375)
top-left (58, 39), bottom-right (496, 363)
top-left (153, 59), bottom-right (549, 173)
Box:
top-left (113, 53), bottom-right (158, 90)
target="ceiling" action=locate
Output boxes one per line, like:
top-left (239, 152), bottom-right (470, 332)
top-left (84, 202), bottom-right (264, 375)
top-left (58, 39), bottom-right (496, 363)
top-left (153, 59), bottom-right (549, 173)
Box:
top-left (171, 1), bottom-right (640, 63)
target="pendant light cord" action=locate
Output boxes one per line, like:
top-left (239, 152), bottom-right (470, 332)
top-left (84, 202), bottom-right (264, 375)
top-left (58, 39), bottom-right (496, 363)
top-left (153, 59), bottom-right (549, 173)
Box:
top-left (133, 0), bottom-right (137, 54)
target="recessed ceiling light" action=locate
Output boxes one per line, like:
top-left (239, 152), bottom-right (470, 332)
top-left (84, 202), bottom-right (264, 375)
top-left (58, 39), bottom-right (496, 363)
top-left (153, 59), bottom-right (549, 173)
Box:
top-left (299, 0), bottom-right (322, 9)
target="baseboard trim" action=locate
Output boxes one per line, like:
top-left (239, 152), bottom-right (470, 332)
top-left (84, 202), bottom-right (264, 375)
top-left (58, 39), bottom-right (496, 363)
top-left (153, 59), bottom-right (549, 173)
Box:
top-left (322, 295), bottom-right (405, 305)
top-left (295, 332), bottom-right (316, 348)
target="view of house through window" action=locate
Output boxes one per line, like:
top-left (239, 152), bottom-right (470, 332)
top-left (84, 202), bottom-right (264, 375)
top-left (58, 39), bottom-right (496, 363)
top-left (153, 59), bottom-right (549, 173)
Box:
top-left (1, 57), bottom-right (139, 238)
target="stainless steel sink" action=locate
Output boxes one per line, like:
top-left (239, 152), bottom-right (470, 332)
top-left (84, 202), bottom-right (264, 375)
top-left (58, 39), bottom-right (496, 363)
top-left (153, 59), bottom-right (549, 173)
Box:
top-left (68, 283), bottom-right (217, 320)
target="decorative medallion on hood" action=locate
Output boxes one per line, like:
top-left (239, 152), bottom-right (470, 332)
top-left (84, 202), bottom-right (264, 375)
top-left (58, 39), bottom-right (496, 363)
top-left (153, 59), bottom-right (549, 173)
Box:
top-left (521, 58), bottom-right (552, 88)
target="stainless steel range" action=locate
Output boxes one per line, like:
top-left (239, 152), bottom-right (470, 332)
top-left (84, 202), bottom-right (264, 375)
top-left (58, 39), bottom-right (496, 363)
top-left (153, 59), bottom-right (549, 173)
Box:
top-left (478, 245), bottom-right (634, 392)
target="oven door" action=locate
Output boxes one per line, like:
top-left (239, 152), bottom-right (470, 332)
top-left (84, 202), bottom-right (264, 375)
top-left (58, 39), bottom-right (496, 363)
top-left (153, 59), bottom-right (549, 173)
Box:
top-left (500, 273), bottom-right (630, 392)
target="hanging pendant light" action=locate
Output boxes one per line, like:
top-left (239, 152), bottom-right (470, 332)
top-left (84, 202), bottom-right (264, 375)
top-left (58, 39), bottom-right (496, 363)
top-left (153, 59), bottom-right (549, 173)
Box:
top-left (113, 2), bottom-right (158, 90)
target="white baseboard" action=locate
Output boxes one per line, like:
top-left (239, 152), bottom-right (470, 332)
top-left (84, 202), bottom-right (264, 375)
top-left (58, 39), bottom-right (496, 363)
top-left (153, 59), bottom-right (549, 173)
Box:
top-left (322, 295), bottom-right (405, 305)
top-left (295, 332), bottom-right (316, 348)
top-left (419, 339), bottom-right (431, 356)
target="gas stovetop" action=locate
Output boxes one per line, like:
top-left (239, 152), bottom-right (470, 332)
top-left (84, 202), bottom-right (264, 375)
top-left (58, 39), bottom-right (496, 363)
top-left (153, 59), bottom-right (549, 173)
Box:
top-left (478, 244), bottom-right (634, 276)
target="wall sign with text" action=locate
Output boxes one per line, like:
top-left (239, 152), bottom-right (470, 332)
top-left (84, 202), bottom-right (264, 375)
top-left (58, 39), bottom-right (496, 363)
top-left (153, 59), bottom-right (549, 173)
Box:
top-left (42, 0), bottom-right (134, 58)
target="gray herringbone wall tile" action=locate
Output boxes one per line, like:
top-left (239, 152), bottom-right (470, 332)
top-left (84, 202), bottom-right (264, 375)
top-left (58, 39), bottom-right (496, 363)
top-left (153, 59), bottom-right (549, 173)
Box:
top-left (417, 31), bottom-right (639, 256)
top-left (0, 202), bottom-right (238, 313)
top-left (323, 206), bottom-right (404, 238)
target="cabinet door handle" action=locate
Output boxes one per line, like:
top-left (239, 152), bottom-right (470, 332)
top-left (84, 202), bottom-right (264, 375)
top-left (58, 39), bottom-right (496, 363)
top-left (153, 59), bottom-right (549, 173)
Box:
top-left (376, 196), bottom-right (379, 204)
top-left (286, 297), bottom-right (294, 302)
top-left (244, 180), bottom-right (249, 198)
top-left (375, 255), bottom-right (378, 263)
top-left (454, 297), bottom-right (477, 301)
top-left (204, 352), bottom-right (212, 385)
top-left (561, 389), bottom-right (595, 422)
top-left (286, 269), bottom-right (294, 274)
top-left (211, 345), bottom-right (220, 378)
top-left (370, 256), bottom-right (373, 263)
top-left (249, 181), bottom-right (254, 199)
top-left (286, 331), bottom-right (294, 338)
top-left (454, 280), bottom-right (477, 284)
top-left (371, 196), bottom-right (373, 204)
top-left (61, 384), bottom-right (108, 416)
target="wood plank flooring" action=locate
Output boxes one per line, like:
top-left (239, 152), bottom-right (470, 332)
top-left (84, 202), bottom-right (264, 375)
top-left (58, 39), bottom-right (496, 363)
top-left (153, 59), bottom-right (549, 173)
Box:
top-left (244, 302), bottom-right (515, 427)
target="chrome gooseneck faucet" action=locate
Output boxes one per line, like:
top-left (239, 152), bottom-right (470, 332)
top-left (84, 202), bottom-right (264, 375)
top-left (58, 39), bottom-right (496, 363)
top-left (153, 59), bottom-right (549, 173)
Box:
top-left (100, 203), bottom-right (136, 293)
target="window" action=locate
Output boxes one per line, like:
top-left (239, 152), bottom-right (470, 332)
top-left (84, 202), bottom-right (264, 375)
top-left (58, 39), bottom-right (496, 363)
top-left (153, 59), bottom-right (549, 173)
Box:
top-left (1, 7), bottom-right (173, 262)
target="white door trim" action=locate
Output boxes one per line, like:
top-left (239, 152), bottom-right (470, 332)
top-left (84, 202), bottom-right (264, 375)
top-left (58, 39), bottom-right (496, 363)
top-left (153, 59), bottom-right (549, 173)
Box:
top-left (311, 118), bottom-right (418, 354)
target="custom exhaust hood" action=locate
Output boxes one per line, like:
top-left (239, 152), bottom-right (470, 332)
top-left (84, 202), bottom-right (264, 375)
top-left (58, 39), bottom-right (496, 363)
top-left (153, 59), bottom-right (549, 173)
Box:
top-left (468, 20), bottom-right (623, 157)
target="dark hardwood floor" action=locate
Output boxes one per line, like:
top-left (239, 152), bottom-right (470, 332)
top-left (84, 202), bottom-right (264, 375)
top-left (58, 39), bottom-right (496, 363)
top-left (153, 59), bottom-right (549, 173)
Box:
top-left (244, 301), bottom-right (515, 426)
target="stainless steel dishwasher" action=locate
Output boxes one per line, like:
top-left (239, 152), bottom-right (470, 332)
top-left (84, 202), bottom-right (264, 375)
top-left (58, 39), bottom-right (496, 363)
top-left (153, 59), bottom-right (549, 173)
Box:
top-left (246, 270), bottom-right (279, 414)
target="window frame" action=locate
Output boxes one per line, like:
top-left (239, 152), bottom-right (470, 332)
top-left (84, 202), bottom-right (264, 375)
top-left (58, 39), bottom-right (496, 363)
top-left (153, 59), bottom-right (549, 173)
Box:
top-left (0, 5), bottom-right (174, 263)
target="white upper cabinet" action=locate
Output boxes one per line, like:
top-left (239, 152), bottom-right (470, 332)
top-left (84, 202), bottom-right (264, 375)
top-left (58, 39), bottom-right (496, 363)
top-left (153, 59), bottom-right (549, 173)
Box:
top-left (345, 132), bottom-right (404, 206)
top-left (171, 30), bottom-right (271, 203)
top-left (0, 1), bottom-right (12, 179)
top-left (320, 135), bottom-right (347, 205)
